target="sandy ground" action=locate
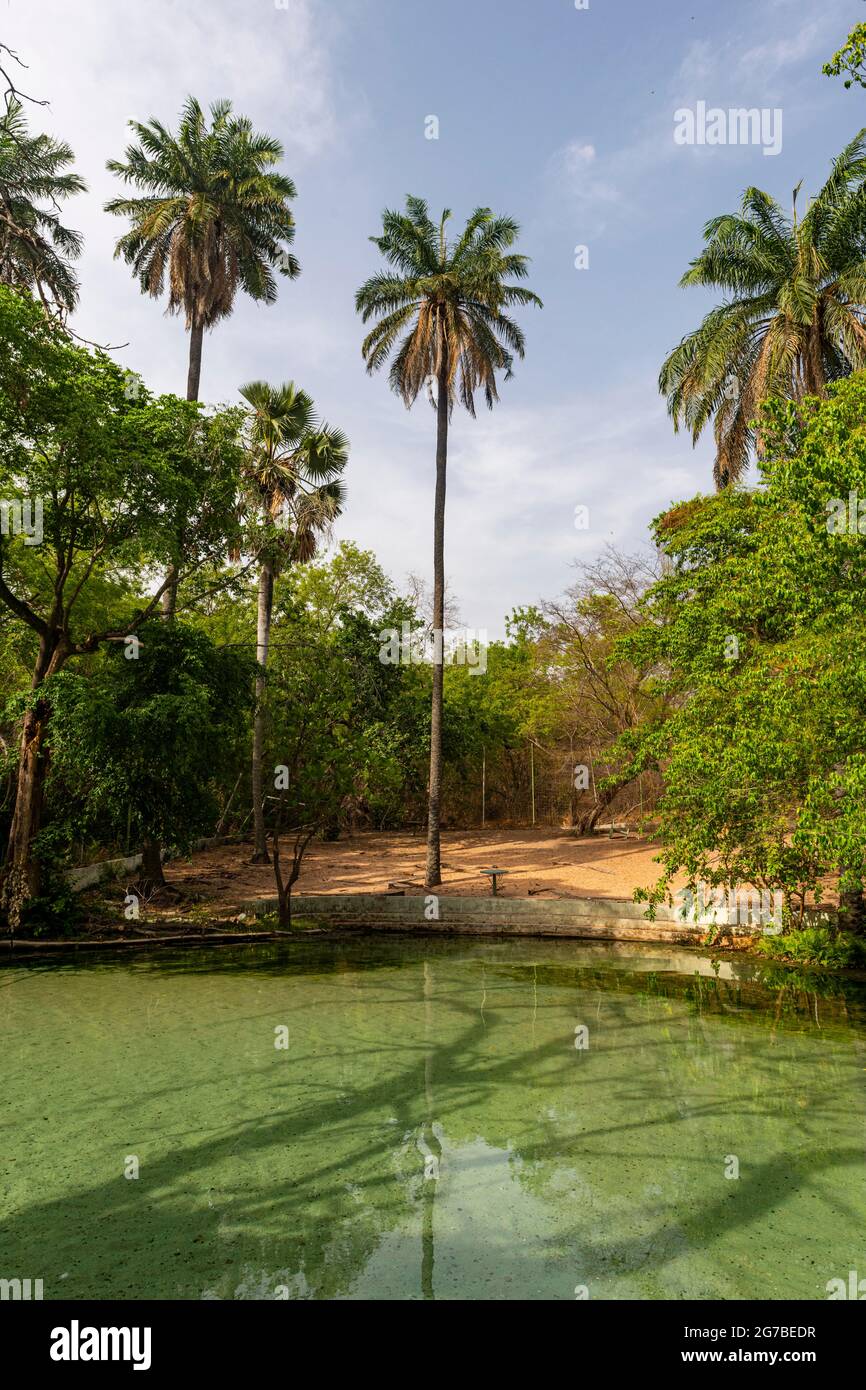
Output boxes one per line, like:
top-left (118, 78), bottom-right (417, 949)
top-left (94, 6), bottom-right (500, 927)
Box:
top-left (157, 829), bottom-right (682, 915)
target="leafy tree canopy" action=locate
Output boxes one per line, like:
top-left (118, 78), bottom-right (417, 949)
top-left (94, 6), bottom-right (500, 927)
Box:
top-left (0, 285), bottom-right (245, 664)
top-left (613, 374), bottom-right (866, 923)
top-left (824, 22), bottom-right (866, 88)
top-left (46, 622), bottom-right (254, 856)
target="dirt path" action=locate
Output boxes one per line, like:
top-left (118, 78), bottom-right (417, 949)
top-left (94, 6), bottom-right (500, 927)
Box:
top-left (156, 829), bottom-right (679, 917)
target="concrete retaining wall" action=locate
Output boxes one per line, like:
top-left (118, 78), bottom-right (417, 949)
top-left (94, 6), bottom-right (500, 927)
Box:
top-left (69, 853), bottom-right (145, 891)
top-left (241, 892), bottom-right (757, 943)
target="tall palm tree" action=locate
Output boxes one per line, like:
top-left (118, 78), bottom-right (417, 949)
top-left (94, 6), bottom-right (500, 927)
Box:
top-left (356, 196), bottom-right (541, 886)
top-left (660, 130), bottom-right (866, 487)
top-left (105, 95), bottom-right (300, 613)
top-left (0, 99), bottom-right (85, 315)
top-left (240, 380), bottom-right (348, 863)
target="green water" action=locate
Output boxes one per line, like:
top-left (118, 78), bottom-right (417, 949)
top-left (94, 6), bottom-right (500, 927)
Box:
top-left (1, 937), bottom-right (865, 1301)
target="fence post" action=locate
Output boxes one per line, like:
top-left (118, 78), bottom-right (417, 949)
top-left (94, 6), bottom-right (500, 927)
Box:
top-left (530, 743), bottom-right (536, 826)
top-left (481, 747), bottom-right (486, 827)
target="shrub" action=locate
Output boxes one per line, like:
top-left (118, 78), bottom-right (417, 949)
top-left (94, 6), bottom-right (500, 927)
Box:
top-left (756, 922), bottom-right (866, 969)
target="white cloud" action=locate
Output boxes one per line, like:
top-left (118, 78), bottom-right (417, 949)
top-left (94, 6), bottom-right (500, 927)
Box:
top-left (6, 0), bottom-right (341, 161)
top-left (676, 39), bottom-right (717, 90)
top-left (1, 0), bottom-right (347, 372)
top-left (547, 140), bottom-right (623, 238)
top-left (563, 141), bottom-right (596, 167)
top-left (547, 3), bottom-right (853, 231)
top-left (738, 21), bottom-right (825, 81)
top-left (333, 371), bottom-right (710, 637)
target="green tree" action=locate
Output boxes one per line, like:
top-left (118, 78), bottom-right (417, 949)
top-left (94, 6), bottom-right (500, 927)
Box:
top-left (356, 196), bottom-right (541, 884)
top-left (659, 133), bottom-right (866, 486)
top-left (291, 540), bottom-right (396, 636)
top-left (330, 601), bottom-right (431, 831)
top-left (823, 22), bottom-right (866, 88)
top-left (274, 545), bottom-right (431, 833)
top-left (47, 623), bottom-right (254, 893)
top-left (540, 550), bottom-right (664, 831)
top-left (0, 286), bottom-right (243, 926)
top-left (239, 380), bottom-right (348, 862)
top-left (613, 375), bottom-right (866, 934)
top-left (0, 99), bottom-right (85, 315)
top-left (266, 622), bottom-right (360, 926)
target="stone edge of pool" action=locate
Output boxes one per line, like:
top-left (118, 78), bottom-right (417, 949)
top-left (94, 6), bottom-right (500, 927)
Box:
top-left (0, 893), bottom-right (763, 952)
top-left (242, 894), bottom-right (756, 945)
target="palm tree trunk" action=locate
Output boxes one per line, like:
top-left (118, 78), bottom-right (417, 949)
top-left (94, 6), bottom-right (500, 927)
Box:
top-left (805, 321), bottom-right (826, 399)
top-left (146, 317), bottom-right (205, 882)
top-left (425, 362), bottom-right (449, 887)
top-left (186, 319), bottom-right (204, 402)
top-left (161, 319), bottom-right (205, 619)
top-left (251, 558), bottom-right (275, 863)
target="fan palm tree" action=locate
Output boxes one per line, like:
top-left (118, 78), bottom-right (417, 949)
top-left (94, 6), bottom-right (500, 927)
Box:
top-left (0, 99), bottom-right (85, 315)
top-left (356, 196), bottom-right (541, 886)
top-left (240, 380), bottom-right (348, 863)
top-left (660, 130), bottom-right (866, 487)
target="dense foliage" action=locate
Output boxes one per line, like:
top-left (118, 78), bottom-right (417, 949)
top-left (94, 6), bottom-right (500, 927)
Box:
top-left (3, 71), bottom-right (866, 960)
top-left (612, 376), bottom-right (866, 932)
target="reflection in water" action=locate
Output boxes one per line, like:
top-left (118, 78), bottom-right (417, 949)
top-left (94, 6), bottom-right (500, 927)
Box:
top-left (1, 936), bottom-right (865, 1300)
top-left (421, 959), bottom-right (439, 1300)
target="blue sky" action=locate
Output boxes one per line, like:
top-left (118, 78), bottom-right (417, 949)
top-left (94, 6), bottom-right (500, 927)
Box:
top-left (6, 0), bottom-right (865, 632)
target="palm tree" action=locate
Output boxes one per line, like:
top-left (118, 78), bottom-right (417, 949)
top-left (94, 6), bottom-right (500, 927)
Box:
top-left (660, 130), bottom-right (866, 487)
top-left (106, 97), bottom-right (299, 403)
top-left (356, 196), bottom-right (541, 886)
top-left (240, 380), bottom-right (348, 863)
top-left (0, 99), bottom-right (85, 315)
top-left (105, 96), bottom-right (300, 614)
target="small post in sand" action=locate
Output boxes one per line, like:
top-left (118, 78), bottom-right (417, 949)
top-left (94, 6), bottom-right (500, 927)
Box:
top-left (480, 867), bottom-right (510, 896)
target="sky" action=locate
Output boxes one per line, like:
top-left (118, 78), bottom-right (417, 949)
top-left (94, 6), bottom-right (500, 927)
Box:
top-left (3, 0), bottom-right (865, 634)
